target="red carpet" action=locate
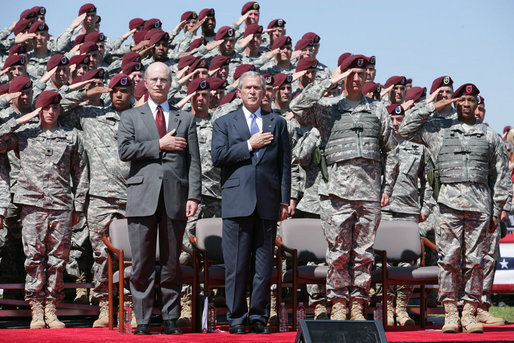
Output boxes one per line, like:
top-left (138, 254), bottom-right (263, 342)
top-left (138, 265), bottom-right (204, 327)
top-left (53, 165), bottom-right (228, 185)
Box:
top-left (0, 325), bottom-right (513, 342)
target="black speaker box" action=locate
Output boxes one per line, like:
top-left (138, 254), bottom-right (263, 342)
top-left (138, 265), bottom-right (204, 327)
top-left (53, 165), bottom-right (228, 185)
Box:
top-left (295, 320), bottom-right (387, 343)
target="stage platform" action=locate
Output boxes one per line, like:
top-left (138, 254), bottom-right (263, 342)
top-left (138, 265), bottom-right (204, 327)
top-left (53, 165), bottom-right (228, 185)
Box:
top-left (0, 324), bottom-right (513, 343)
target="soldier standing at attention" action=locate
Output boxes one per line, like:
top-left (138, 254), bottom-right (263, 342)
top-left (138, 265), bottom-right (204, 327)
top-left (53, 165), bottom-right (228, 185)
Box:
top-left (290, 55), bottom-right (398, 320)
top-left (398, 83), bottom-right (510, 333)
top-left (0, 91), bottom-right (89, 329)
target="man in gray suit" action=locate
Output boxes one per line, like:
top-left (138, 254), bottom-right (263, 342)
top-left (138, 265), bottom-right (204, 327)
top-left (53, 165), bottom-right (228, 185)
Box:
top-left (118, 62), bottom-right (201, 335)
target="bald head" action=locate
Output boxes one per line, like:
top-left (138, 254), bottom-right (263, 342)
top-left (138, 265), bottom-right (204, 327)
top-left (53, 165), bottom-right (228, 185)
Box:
top-left (144, 62), bottom-right (172, 104)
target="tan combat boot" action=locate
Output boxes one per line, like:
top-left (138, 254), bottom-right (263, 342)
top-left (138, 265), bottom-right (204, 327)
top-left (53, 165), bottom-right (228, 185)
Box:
top-left (314, 302), bottom-right (329, 320)
top-left (45, 300), bottom-right (66, 328)
top-left (461, 302), bottom-right (483, 333)
top-left (349, 298), bottom-right (366, 320)
top-left (330, 298), bottom-right (347, 320)
top-left (74, 274), bottom-right (89, 305)
top-left (476, 307), bottom-right (505, 326)
top-left (442, 301), bottom-right (459, 333)
top-left (386, 296), bottom-right (395, 326)
top-left (29, 300), bottom-right (45, 329)
top-left (396, 296), bottom-right (415, 326)
top-left (268, 289), bottom-right (278, 325)
top-left (92, 299), bottom-right (109, 328)
top-left (176, 292), bottom-right (192, 327)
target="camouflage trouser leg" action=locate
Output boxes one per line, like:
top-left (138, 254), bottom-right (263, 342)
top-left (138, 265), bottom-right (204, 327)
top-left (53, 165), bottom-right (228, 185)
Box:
top-left (418, 205), bottom-right (439, 267)
top-left (65, 213), bottom-right (91, 281)
top-left (319, 195), bottom-right (381, 302)
top-left (87, 196), bottom-right (126, 301)
top-left (21, 206), bottom-right (72, 301)
top-left (0, 198), bottom-right (25, 283)
top-left (437, 204), bottom-right (489, 305)
top-left (306, 261), bottom-right (327, 306)
top-left (481, 222), bottom-right (500, 308)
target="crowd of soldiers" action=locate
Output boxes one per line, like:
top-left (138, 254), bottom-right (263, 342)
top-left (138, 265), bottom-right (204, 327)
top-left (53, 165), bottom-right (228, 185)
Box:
top-left (0, 1), bottom-right (512, 334)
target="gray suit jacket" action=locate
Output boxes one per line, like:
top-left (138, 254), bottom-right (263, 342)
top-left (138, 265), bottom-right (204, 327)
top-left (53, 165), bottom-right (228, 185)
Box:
top-left (117, 102), bottom-right (201, 219)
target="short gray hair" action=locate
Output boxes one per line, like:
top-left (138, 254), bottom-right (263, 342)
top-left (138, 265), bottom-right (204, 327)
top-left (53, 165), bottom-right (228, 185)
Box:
top-left (143, 61), bottom-right (172, 82)
top-left (237, 71), bottom-right (265, 90)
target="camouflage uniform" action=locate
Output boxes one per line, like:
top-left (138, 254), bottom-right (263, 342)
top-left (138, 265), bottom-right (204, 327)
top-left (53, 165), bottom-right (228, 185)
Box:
top-left (0, 117), bottom-right (89, 301)
top-left (398, 101), bottom-right (510, 305)
top-left (26, 52), bottom-right (52, 80)
top-left (290, 79), bottom-right (399, 302)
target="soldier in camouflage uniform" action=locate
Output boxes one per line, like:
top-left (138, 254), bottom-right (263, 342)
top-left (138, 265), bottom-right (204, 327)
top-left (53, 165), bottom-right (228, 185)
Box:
top-left (290, 55), bottom-right (399, 320)
top-left (398, 83), bottom-right (510, 333)
top-left (0, 91), bottom-right (88, 329)
top-left (378, 104), bottom-right (436, 326)
top-left (60, 73), bottom-right (133, 327)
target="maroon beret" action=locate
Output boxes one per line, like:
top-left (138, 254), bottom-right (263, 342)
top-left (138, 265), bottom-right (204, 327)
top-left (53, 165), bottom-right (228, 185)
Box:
top-left (267, 19), bottom-right (286, 29)
top-left (187, 78), bottom-right (209, 95)
top-left (133, 30), bottom-right (148, 44)
top-left (362, 82), bottom-right (381, 95)
top-left (384, 75), bottom-right (407, 89)
top-left (8, 44), bottom-right (26, 56)
top-left (198, 8), bottom-right (215, 21)
top-left (302, 32), bottom-right (320, 44)
top-left (109, 73), bottom-right (133, 89)
top-left (478, 96), bottom-right (485, 105)
top-left (9, 76), bottom-right (32, 93)
top-left (233, 64), bottom-right (256, 81)
top-left (19, 8), bottom-right (36, 20)
top-left (0, 83), bottom-right (10, 96)
top-left (28, 21), bottom-right (48, 34)
top-left (241, 2), bottom-right (260, 15)
top-left (244, 24), bottom-right (263, 38)
top-left (13, 19), bottom-right (32, 35)
top-left (296, 57), bottom-right (318, 72)
top-left (144, 29), bottom-right (162, 41)
top-left (32, 6), bottom-right (46, 16)
top-left (149, 31), bottom-right (169, 46)
top-left (71, 76), bottom-right (83, 85)
top-left (272, 36), bottom-right (292, 50)
top-left (216, 26), bottom-right (235, 40)
top-left (430, 75), bottom-right (453, 94)
top-left (452, 83), bottom-right (480, 99)
top-left (209, 56), bottom-right (230, 70)
top-left (504, 126), bottom-right (512, 134)
top-left (405, 87), bottom-right (427, 103)
top-left (262, 74), bottom-right (274, 86)
top-left (85, 32), bottom-right (106, 44)
top-left (294, 38), bottom-right (311, 51)
top-left (122, 52), bottom-right (142, 67)
top-left (46, 54), bottom-right (69, 71)
top-left (273, 73), bottom-right (293, 88)
top-left (79, 3), bottom-right (96, 15)
top-left (339, 54), bottom-right (369, 71)
top-left (189, 58), bottom-right (209, 73)
top-left (406, 78), bottom-right (412, 84)
top-left (368, 56), bottom-right (376, 65)
top-left (178, 55), bottom-right (197, 71)
top-left (387, 104), bottom-right (404, 116)
top-left (129, 18), bottom-right (145, 30)
top-left (79, 41), bottom-right (99, 54)
top-left (207, 77), bottom-right (227, 90)
top-left (82, 68), bottom-right (105, 81)
top-left (220, 91), bottom-right (237, 106)
top-left (337, 52), bottom-right (352, 67)
top-left (74, 34), bottom-right (86, 46)
top-left (4, 55), bottom-right (26, 70)
top-left (122, 62), bottom-right (144, 75)
top-left (181, 11), bottom-right (198, 22)
top-left (144, 19), bottom-right (162, 31)
top-left (35, 90), bottom-right (61, 109)
top-left (69, 54), bottom-right (90, 66)
top-left (134, 81), bottom-right (147, 99)
top-left (189, 38), bottom-right (207, 52)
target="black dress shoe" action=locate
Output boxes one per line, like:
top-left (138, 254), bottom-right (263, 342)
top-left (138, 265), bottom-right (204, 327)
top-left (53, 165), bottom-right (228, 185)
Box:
top-left (134, 324), bottom-right (151, 335)
top-left (250, 321), bottom-right (271, 334)
top-left (161, 320), bottom-right (182, 335)
top-left (229, 324), bottom-right (246, 334)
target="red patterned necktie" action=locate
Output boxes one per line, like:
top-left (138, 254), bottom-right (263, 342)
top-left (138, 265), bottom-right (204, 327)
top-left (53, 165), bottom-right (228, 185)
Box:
top-left (155, 104), bottom-right (166, 138)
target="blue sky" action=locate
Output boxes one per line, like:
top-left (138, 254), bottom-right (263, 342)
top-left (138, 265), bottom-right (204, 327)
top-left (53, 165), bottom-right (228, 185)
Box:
top-left (2, 0), bottom-right (513, 134)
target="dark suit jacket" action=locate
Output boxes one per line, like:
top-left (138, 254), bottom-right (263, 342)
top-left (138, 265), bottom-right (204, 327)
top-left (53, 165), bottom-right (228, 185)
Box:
top-left (211, 108), bottom-right (291, 220)
top-left (117, 102), bottom-right (201, 219)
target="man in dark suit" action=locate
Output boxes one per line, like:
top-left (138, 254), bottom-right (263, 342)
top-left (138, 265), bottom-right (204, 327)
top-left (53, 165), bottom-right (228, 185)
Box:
top-left (211, 71), bottom-right (291, 334)
top-left (117, 62), bottom-right (201, 335)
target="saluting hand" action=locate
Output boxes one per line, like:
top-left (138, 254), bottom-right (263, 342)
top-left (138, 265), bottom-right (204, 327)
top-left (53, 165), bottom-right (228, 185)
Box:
top-left (159, 129), bottom-right (187, 151)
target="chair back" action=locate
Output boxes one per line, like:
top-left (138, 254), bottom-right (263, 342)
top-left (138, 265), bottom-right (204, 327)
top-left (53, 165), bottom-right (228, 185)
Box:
top-left (280, 218), bottom-right (327, 263)
top-left (109, 218), bottom-right (160, 261)
top-left (374, 220), bottom-right (421, 263)
top-left (195, 218), bottom-right (224, 263)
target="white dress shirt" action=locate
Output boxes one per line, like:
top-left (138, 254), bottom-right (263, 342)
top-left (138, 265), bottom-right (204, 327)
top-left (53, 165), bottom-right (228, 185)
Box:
top-left (242, 105), bottom-right (262, 151)
top-left (148, 98), bottom-right (170, 130)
